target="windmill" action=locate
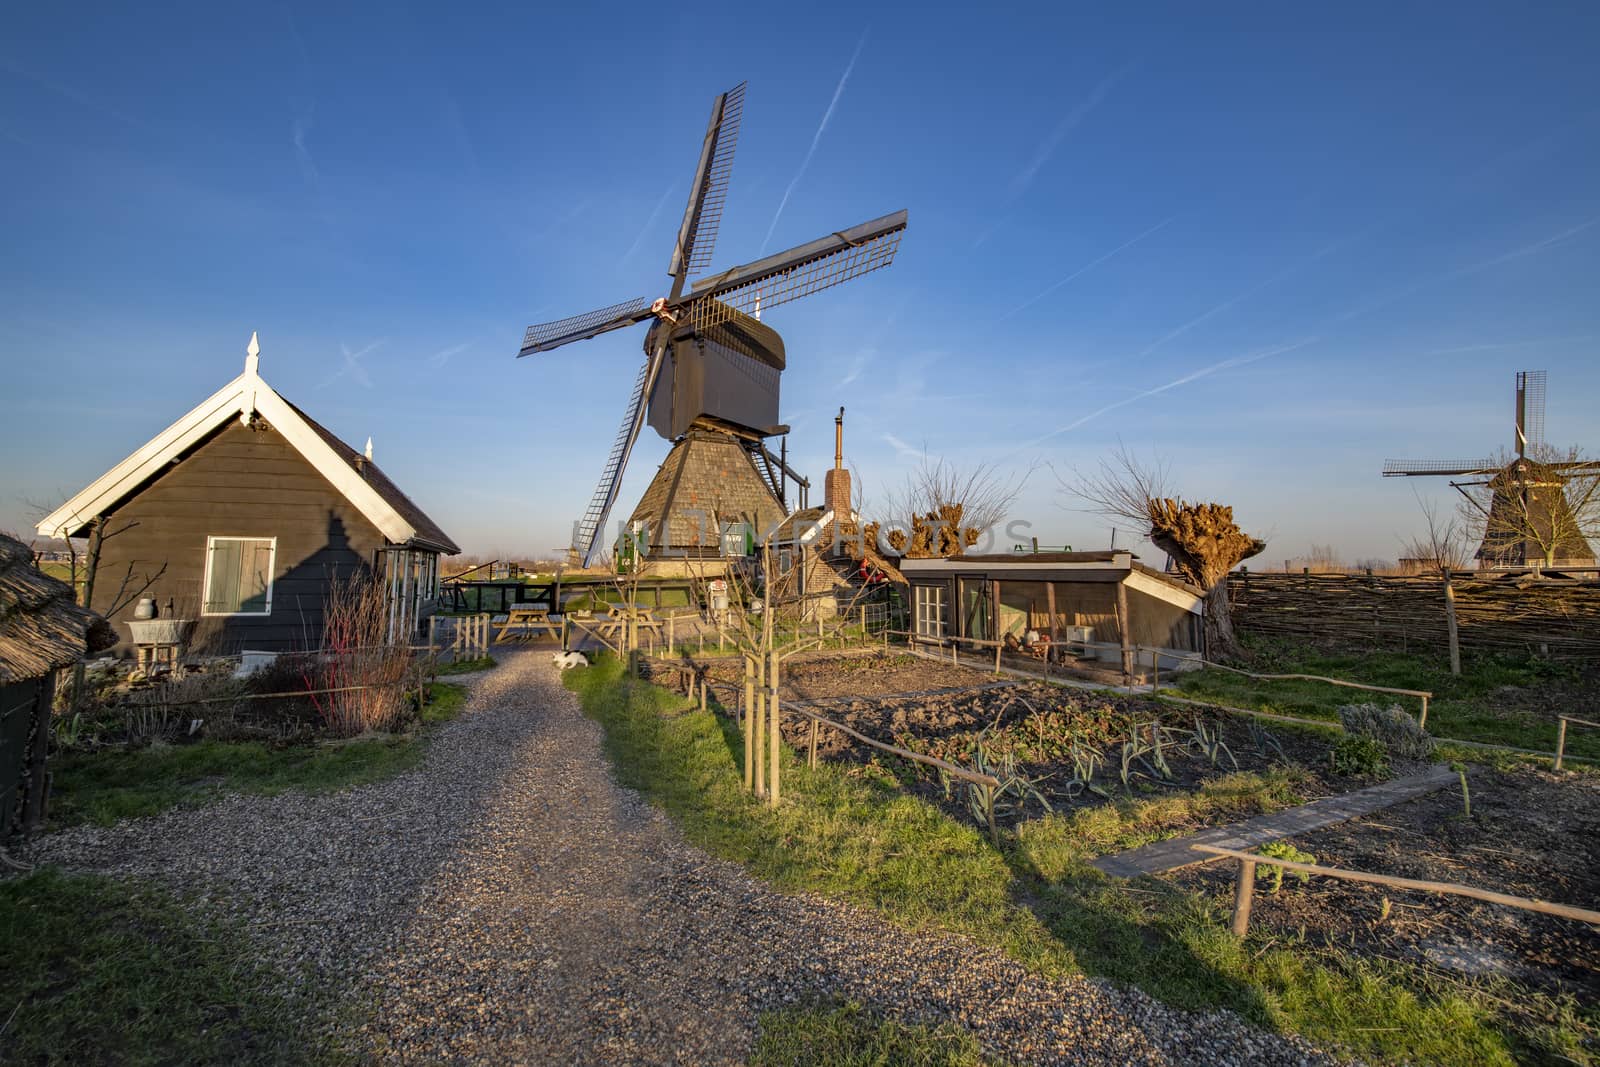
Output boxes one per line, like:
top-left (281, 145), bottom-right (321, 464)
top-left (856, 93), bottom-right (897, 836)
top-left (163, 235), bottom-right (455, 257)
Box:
top-left (1383, 370), bottom-right (1599, 568)
top-left (518, 82), bottom-right (907, 567)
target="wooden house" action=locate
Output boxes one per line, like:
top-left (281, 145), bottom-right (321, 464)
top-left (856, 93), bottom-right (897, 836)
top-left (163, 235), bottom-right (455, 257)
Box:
top-left (899, 550), bottom-right (1205, 671)
top-left (1, 533), bottom-right (114, 840)
top-left (35, 334), bottom-right (460, 655)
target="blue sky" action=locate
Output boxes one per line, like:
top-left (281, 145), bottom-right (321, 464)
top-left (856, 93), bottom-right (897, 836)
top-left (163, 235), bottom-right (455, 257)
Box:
top-left (4, 2), bottom-right (1598, 562)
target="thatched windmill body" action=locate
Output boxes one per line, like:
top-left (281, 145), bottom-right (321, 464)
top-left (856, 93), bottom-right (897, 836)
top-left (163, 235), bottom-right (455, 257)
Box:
top-left (1384, 371), bottom-right (1598, 568)
top-left (519, 82), bottom-right (907, 568)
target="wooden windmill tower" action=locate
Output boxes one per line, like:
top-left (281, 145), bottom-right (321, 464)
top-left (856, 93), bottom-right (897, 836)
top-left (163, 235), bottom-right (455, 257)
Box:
top-left (1384, 370), bottom-right (1599, 568)
top-left (517, 82), bottom-right (907, 569)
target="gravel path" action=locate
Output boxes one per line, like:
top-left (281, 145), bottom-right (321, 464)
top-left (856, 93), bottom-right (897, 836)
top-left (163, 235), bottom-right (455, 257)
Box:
top-left (30, 649), bottom-right (1343, 1065)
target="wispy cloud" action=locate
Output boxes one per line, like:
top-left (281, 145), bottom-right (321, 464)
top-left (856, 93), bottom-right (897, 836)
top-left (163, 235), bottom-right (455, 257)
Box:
top-left (1026, 336), bottom-right (1322, 449)
top-left (321, 339), bottom-right (384, 389)
top-left (882, 432), bottom-right (928, 461)
top-left (1333, 214), bottom-right (1600, 326)
top-left (0, 57), bottom-right (148, 129)
top-left (1007, 64), bottom-right (1130, 200)
top-left (761, 28), bottom-right (869, 253)
top-left (622, 181), bottom-right (677, 267)
top-left (1003, 215), bottom-right (1175, 319)
top-left (428, 341), bottom-right (472, 368)
top-left (1424, 334), bottom-right (1592, 356)
top-left (839, 348), bottom-right (872, 388)
top-left (291, 115), bottom-right (319, 185)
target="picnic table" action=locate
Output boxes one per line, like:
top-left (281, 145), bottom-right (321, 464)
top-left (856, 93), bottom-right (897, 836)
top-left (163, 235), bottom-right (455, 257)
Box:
top-left (495, 603), bottom-right (564, 643)
top-left (563, 604), bottom-right (665, 652)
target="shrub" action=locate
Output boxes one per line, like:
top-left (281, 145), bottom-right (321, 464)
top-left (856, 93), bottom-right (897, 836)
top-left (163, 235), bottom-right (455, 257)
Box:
top-left (1337, 702), bottom-right (1434, 760)
top-left (308, 572), bottom-right (412, 737)
top-left (1256, 841), bottom-right (1316, 894)
top-left (1329, 734), bottom-right (1389, 778)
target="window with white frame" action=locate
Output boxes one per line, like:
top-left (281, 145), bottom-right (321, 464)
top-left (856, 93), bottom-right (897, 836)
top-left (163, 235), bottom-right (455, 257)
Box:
top-left (202, 536), bottom-right (276, 615)
top-left (914, 583), bottom-right (946, 639)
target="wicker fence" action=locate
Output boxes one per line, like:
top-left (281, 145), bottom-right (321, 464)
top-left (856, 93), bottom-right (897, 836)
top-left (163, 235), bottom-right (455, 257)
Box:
top-left (1228, 570), bottom-right (1600, 661)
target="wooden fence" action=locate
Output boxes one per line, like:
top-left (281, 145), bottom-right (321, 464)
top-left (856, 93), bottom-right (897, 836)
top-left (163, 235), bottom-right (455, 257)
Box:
top-left (1192, 843), bottom-right (1600, 937)
top-left (1228, 570), bottom-right (1600, 661)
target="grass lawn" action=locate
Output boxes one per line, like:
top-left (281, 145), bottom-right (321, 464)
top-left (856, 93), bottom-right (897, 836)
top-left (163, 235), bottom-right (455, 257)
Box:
top-left (754, 1001), bottom-right (989, 1066)
top-left (567, 655), bottom-right (1591, 1066)
top-left (435, 655), bottom-right (497, 676)
top-left (50, 682), bottom-right (469, 827)
top-left (1168, 636), bottom-right (1599, 761)
top-left (0, 868), bottom-right (306, 1065)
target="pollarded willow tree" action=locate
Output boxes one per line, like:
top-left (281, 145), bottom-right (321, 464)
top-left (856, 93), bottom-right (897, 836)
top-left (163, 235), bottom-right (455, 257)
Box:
top-left (1064, 447), bottom-right (1265, 661)
top-left (867, 456), bottom-right (1034, 559)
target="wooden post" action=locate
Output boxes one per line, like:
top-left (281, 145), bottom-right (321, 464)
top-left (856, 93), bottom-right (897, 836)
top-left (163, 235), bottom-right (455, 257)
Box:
top-left (1116, 580), bottom-right (1133, 687)
top-left (699, 671), bottom-right (707, 712)
top-left (984, 785), bottom-right (999, 848)
top-left (768, 651), bottom-right (781, 807)
top-left (1231, 858), bottom-right (1256, 936)
top-left (743, 656), bottom-right (755, 787)
top-left (808, 717), bottom-right (819, 769)
top-left (860, 604), bottom-right (867, 640)
top-left (1554, 718), bottom-right (1568, 771)
top-left (994, 639), bottom-right (1001, 676)
top-left (1419, 695), bottom-right (1429, 730)
top-left (1443, 568), bottom-right (1461, 677)
top-left (753, 652), bottom-right (766, 796)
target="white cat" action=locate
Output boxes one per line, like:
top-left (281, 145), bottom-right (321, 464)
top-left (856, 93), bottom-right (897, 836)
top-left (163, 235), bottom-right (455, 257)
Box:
top-left (552, 650), bottom-right (589, 671)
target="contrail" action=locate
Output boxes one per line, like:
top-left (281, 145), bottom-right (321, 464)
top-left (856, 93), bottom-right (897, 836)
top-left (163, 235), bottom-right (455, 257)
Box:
top-left (1333, 214), bottom-right (1600, 326)
top-left (1003, 215), bottom-right (1175, 319)
top-left (1008, 64), bottom-right (1130, 200)
top-left (761, 29), bottom-right (869, 253)
top-left (1025, 337), bottom-right (1321, 449)
top-left (622, 181), bottom-right (676, 266)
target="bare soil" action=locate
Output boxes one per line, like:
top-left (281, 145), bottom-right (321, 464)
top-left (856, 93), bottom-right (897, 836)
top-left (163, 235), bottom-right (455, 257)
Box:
top-left (656, 653), bottom-right (1365, 830)
top-left (1170, 765), bottom-right (1600, 1001)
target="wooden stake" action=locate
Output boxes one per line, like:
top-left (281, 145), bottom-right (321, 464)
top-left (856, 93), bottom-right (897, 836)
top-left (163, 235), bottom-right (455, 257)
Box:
top-left (768, 651), bottom-right (781, 807)
top-left (1231, 859), bottom-right (1256, 936)
top-left (1443, 569), bottom-right (1461, 677)
top-left (808, 716), bottom-right (819, 769)
top-left (743, 656), bottom-right (755, 788)
top-left (1554, 717), bottom-right (1568, 771)
top-left (754, 653), bottom-right (766, 796)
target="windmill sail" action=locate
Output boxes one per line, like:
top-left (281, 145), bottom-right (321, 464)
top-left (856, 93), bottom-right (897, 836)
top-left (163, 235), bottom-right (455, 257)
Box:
top-left (571, 352), bottom-right (663, 565)
top-left (685, 211), bottom-right (907, 332)
top-left (670, 82), bottom-right (746, 279)
top-left (519, 296), bottom-right (653, 357)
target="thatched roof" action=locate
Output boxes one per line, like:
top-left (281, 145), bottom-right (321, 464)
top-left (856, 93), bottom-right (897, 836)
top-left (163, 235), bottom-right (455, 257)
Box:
top-left (0, 533), bottom-right (116, 684)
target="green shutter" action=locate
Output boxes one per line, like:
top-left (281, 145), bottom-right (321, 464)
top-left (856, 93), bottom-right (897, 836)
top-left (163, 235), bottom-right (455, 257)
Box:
top-left (205, 540), bottom-right (244, 612)
top-left (205, 539), bottom-right (273, 614)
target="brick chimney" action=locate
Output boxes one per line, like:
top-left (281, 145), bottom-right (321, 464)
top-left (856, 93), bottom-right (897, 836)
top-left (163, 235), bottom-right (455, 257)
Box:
top-left (824, 407), bottom-right (851, 521)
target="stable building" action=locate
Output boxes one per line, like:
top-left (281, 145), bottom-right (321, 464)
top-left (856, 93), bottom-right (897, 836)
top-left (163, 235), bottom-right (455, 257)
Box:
top-left (899, 550), bottom-right (1205, 671)
top-left (35, 334), bottom-right (459, 655)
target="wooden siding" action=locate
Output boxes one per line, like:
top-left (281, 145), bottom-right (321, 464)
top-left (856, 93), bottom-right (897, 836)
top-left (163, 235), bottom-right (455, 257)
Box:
top-left (90, 419), bottom-right (396, 654)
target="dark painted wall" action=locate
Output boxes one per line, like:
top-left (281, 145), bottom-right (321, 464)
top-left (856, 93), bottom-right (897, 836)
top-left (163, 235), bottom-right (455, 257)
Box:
top-left (90, 419), bottom-right (392, 654)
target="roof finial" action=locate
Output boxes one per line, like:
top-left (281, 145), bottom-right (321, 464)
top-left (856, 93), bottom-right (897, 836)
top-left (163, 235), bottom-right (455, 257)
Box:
top-left (245, 331), bottom-right (260, 375)
top-left (364, 437), bottom-right (374, 461)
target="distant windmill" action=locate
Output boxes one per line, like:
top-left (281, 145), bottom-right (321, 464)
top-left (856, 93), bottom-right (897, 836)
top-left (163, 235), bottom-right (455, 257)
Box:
top-left (518, 82), bottom-right (907, 567)
top-left (1383, 371), bottom-right (1599, 568)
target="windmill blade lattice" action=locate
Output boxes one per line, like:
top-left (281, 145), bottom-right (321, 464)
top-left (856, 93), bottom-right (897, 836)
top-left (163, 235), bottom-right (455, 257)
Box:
top-left (571, 353), bottom-right (661, 565)
top-left (678, 82), bottom-right (745, 275)
top-left (1518, 369), bottom-right (1547, 452)
top-left (686, 211), bottom-right (906, 332)
top-left (520, 295), bottom-right (653, 357)
top-left (1382, 458), bottom-right (1500, 476)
